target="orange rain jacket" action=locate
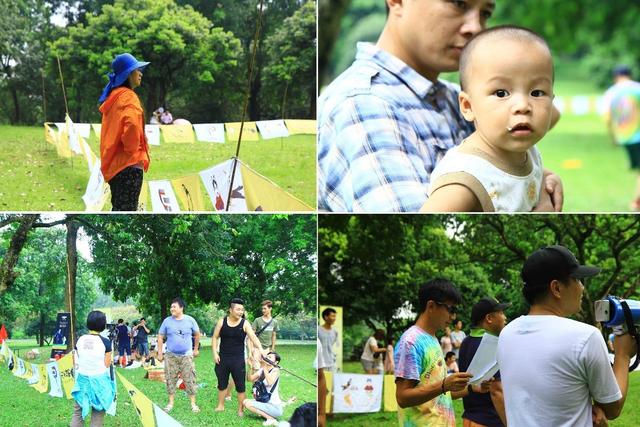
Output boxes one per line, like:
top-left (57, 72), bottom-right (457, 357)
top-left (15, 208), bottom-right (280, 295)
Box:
top-left (99, 87), bottom-right (150, 182)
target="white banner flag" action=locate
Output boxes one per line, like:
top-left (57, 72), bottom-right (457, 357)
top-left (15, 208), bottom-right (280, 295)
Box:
top-left (47, 361), bottom-right (64, 398)
top-left (65, 115), bottom-right (84, 155)
top-left (75, 123), bottom-right (91, 139)
top-left (82, 162), bottom-right (110, 212)
top-left (145, 125), bottom-right (161, 146)
top-left (27, 363), bottom-right (40, 385)
top-left (153, 403), bottom-right (184, 426)
top-left (148, 180), bottom-right (181, 212)
top-left (199, 159), bottom-right (246, 211)
top-left (332, 373), bottom-right (383, 413)
top-left (193, 123), bottom-right (226, 143)
top-left (14, 357), bottom-right (26, 377)
top-left (256, 119), bottom-right (290, 139)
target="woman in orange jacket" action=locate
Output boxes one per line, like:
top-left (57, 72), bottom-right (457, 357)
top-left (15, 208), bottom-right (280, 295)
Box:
top-left (98, 53), bottom-right (151, 211)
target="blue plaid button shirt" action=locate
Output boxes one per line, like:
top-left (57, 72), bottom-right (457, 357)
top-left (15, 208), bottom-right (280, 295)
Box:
top-left (318, 42), bottom-right (474, 212)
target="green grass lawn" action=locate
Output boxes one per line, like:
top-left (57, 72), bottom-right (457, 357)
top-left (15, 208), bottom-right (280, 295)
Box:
top-left (0, 126), bottom-right (316, 211)
top-left (326, 361), bottom-right (640, 426)
top-left (0, 340), bottom-right (316, 426)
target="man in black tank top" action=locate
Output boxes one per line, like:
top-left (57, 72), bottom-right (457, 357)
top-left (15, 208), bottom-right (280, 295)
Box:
top-left (212, 298), bottom-right (268, 417)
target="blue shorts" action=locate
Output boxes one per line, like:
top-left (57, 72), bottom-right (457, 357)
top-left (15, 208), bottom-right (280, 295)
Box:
top-left (117, 341), bottom-right (131, 356)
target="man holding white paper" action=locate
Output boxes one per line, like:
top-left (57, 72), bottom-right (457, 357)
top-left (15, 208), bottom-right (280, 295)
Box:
top-left (458, 297), bottom-right (510, 427)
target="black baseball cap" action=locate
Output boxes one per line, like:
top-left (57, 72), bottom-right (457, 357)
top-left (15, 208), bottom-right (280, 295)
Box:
top-left (471, 297), bottom-right (511, 326)
top-left (522, 245), bottom-right (601, 289)
top-left (613, 65), bottom-right (632, 77)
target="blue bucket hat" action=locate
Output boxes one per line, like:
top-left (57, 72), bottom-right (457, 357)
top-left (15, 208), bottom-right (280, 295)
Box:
top-left (98, 53), bottom-right (150, 103)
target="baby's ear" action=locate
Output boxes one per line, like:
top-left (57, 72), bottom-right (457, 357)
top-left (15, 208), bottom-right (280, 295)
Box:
top-left (458, 91), bottom-right (475, 122)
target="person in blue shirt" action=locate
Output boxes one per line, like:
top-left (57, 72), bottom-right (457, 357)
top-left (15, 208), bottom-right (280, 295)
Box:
top-left (157, 297), bottom-right (201, 413)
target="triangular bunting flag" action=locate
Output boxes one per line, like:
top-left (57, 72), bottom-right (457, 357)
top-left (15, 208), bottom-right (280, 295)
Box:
top-left (256, 119), bottom-right (289, 139)
top-left (193, 123), bottom-right (225, 143)
top-left (171, 175), bottom-right (206, 211)
top-left (153, 403), bottom-right (184, 426)
top-left (117, 373), bottom-right (159, 427)
top-left (31, 363), bottom-right (49, 393)
top-left (199, 159), bottom-right (246, 211)
top-left (240, 162), bottom-right (312, 211)
top-left (148, 180), bottom-right (181, 212)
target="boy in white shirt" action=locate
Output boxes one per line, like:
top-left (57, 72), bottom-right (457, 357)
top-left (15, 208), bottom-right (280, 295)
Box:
top-left (422, 26), bottom-right (556, 212)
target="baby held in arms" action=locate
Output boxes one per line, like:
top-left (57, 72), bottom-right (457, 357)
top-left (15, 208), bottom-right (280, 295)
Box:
top-left (422, 26), bottom-right (557, 212)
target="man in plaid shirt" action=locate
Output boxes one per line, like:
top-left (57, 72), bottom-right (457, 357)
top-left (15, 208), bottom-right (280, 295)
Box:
top-left (318, 0), bottom-right (562, 212)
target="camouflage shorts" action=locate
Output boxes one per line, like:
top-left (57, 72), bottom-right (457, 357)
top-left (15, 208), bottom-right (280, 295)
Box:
top-left (164, 353), bottom-right (197, 396)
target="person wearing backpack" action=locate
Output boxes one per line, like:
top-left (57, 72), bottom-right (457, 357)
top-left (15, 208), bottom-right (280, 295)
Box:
top-left (244, 351), bottom-right (283, 426)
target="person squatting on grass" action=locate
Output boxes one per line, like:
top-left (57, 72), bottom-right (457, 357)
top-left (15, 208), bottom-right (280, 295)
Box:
top-left (212, 297), bottom-right (268, 417)
top-left (70, 311), bottom-right (116, 427)
top-left (156, 297), bottom-right (201, 413)
top-left (243, 351), bottom-right (284, 426)
top-left (98, 53), bottom-right (151, 211)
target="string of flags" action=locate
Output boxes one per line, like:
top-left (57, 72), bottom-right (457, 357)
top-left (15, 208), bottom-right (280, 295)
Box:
top-left (0, 341), bottom-right (183, 426)
top-left (43, 116), bottom-right (315, 212)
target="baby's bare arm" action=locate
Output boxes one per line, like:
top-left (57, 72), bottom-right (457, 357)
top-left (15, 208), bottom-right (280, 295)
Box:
top-left (421, 184), bottom-right (482, 212)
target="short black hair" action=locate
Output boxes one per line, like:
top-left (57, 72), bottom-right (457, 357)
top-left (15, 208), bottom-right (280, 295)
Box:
top-left (117, 318), bottom-right (124, 324)
top-left (87, 311), bottom-right (107, 332)
top-left (417, 278), bottom-right (462, 314)
top-left (171, 297), bottom-right (185, 309)
top-left (459, 25), bottom-right (552, 91)
top-left (321, 307), bottom-right (337, 320)
top-left (445, 351), bottom-right (456, 361)
top-left (140, 317), bottom-right (145, 321)
top-left (268, 351), bottom-right (281, 363)
top-left (288, 402), bottom-right (316, 426)
top-left (230, 297), bottom-right (245, 308)
top-left (522, 274), bottom-right (571, 305)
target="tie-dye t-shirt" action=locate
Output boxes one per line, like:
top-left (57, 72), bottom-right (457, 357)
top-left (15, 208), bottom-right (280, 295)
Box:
top-left (394, 325), bottom-right (455, 427)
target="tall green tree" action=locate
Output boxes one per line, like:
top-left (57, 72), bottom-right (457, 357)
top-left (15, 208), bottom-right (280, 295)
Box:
top-left (50, 0), bottom-right (243, 122)
top-left (261, 1), bottom-right (316, 119)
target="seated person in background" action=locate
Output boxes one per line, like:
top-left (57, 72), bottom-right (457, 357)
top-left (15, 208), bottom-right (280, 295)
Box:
top-left (160, 109), bottom-right (173, 124)
top-left (422, 26), bottom-right (557, 213)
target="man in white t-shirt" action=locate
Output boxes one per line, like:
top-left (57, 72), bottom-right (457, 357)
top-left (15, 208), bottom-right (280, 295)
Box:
top-left (498, 245), bottom-right (637, 427)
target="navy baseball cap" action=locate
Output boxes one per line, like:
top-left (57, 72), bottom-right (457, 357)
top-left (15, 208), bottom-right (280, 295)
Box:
top-left (613, 65), bottom-right (632, 77)
top-left (471, 297), bottom-right (511, 326)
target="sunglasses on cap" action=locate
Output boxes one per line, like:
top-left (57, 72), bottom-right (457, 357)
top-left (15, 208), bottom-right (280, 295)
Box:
top-left (435, 301), bottom-right (457, 314)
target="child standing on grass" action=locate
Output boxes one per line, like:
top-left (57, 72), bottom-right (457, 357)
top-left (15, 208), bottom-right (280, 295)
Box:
top-left (422, 26), bottom-right (557, 212)
top-left (70, 310), bottom-right (115, 427)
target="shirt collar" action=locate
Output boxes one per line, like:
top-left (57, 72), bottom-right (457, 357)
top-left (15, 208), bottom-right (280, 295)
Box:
top-left (470, 327), bottom-right (486, 337)
top-left (355, 42), bottom-right (444, 100)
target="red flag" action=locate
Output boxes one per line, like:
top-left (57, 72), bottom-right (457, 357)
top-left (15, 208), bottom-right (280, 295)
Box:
top-left (0, 324), bottom-right (8, 343)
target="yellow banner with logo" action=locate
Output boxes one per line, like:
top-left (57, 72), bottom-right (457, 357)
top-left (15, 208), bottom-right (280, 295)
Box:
top-left (240, 163), bottom-right (312, 211)
top-left (171, 174), bottom-right (206, 211)
top-left (285, 119), bottom-right (316, 135)
top-left (160, 125), bottom-right (195, 143)
top-left (57, 352), bottom-right (75, 399)
top-left (31, 364), bottom-right (49, 393)
top-left (225, 122), bottom-right (260, 141)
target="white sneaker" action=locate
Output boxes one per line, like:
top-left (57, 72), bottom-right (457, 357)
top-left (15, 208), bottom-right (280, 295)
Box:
top-left (262, 419), bottom-right (278, 426)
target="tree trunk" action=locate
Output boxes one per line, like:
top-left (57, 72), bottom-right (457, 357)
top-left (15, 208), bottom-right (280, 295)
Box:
top-left (160, 295), bottom-right (168, 321)
top-left (65, 221), bottom-right (78, 352)
top-left (10, 85), bottom-right (20, 124)
top-left (248, 66), bottom-right (262, 120)
top-left (0, 214), bottom-right (39, 292)
top-left (38, 280), bottom-right (46, 347)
